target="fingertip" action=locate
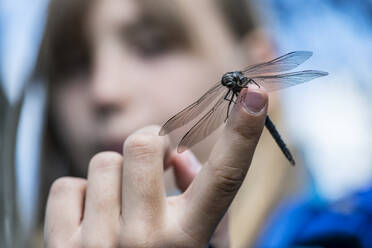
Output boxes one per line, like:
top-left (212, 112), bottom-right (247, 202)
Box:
top-left (45, 177), bottom-right (87, 236)
top-left (226, 87), bottom-right (268, 141)
top-left (171, 150), bottom-right (201, 191)
top-left (240, 86), bottom-right (268, 115)
top-left (182, 150), bottom-right (202, 174)
top-left (124, 125), bottom-right (171, 162)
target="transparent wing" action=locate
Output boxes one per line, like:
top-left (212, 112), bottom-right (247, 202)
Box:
top-left (252, 70), bottom-right (328, 92)
top-left (243, 51), bottom-right (313, 77)
top-left (177, 94), bottom-right (229, 152)
top-left (159, 82), bottom-right (225, 135)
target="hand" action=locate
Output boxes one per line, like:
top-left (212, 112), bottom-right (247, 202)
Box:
top-left (44, 87), bottom-right (268, 248)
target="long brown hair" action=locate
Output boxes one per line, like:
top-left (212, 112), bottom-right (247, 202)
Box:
top-left (34, 0), bottom-right (93, 230)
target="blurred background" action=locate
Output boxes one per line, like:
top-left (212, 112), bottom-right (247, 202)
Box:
top-left (1, 0), bottom-right (372, 247)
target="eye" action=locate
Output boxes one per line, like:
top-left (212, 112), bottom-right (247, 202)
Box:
top-left (137, 31), bottom-right (172, 57)
top-left (124, 24), bottom-right (176, 59)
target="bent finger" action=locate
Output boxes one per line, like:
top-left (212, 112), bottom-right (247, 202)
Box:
top-left (82, 152), bottom-right (123, 235)
top-left (122, 126), bottom-right (169, 226)
top-left (44, 177), bottom-right (86, 243)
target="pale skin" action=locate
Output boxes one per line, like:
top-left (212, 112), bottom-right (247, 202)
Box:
top-left (43, 0), bottom-right (272, 246)
top-left (44, 87), bottom-right (268, 247)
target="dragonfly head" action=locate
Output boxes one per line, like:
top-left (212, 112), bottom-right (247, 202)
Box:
top-left (221, 72), bottom-right (235, 87)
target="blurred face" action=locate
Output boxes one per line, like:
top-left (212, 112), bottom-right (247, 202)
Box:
top-left (50, 0), bottom-right (254, 175)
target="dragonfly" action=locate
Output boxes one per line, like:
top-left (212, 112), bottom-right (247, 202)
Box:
top-left (159, 51), bottom-right (328, 166)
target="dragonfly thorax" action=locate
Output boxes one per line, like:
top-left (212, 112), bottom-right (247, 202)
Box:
top-left (221, 71), bottom-right (248, 93)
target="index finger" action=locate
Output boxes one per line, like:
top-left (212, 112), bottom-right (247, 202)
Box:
top-left (181, 87), bottom-right (268, 239)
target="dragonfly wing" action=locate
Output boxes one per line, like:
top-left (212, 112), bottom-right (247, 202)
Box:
top-left (252, 70), bottom-right (328, 92)
top-left (159, 82), bottom-right (225, 135)
top-left (177, 94), bottom-right (229, 152)
top-left (243, 51), bottom-right (313, 77)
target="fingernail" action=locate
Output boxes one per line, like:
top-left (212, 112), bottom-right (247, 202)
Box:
top-left (244, 90), bottom-right (266, 113)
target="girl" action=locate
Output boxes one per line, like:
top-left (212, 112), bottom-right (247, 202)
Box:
top-left (33, 0), bottom-right (290, 246)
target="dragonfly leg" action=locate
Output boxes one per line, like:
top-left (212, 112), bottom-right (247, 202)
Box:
top-left (231, 92), bottom-right (239, 104)
top-left (223, 89), bottom-right (231, 101)
top-left (251, 79), bottom-right (260, 88)
top-left (225, 91), bottom-right (238, 121)
top-left (239, 78), bottom-right (250, 88)
top-left (224, 92), bottom-right (232, 121)
top-left (226, 103), bottom-right (231, 122)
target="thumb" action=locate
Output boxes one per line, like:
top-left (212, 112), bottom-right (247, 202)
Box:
top-left (209, 85), bottom-right (268, 194)
top-left (215, 86), bottom-right (268, 166)
top-left (181, 86), bottom-right (268, 241)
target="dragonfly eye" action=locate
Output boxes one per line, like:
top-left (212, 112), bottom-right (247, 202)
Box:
top-left (222, 77), bottom-right (233, 87)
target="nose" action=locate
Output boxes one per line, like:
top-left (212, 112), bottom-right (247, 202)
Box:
top-left (90, 44), bottom-right (133, 117)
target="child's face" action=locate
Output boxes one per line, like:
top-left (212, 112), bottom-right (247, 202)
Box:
top-left (50, 0), bottom-right (257, 174)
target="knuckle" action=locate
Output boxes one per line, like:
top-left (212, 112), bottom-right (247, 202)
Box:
top-left (119, 233), bottom-right (151, 248)
top-left (82, 238), bottom-right (119, 248)
top-left (49, 177), bottom-right (85, 196)
top-left (119, 228), bottom-right (200, 248)
top-left (124, 133), bottom-right (163, 160)
top-left (213, 164), bottom-right (246, 195)
top-left (82, 227), bottom-right (119, 248)
top-left (232, 120), bottom-right (263, 142)
top-left (89, 152), bottom-right (123, 171)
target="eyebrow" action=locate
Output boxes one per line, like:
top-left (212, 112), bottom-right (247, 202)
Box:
top-left (214, 0), bottom-right (256, 39)
top-left (125, 0), bottom-right (192, 49)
